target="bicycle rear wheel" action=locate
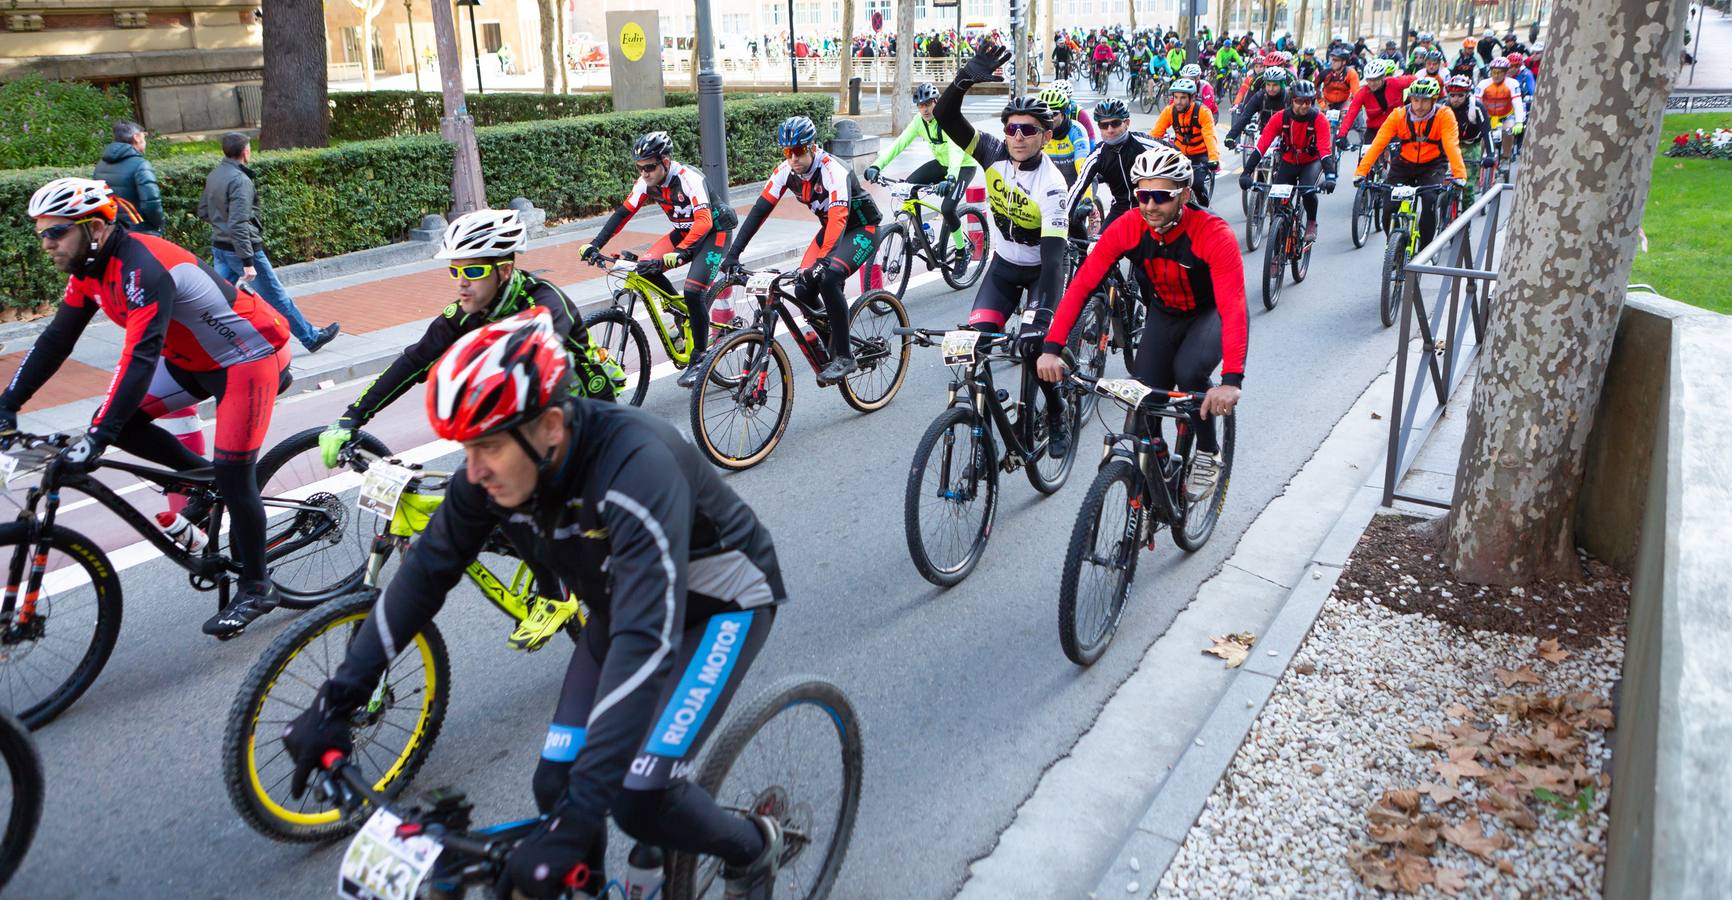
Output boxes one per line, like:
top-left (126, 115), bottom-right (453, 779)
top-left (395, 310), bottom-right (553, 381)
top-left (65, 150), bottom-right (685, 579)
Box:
top-left (1025, 374), bottom-right (1081, 496)
top-left (665, 676), bottom-right (863, 900)
top-left (253, 426), bottom-right (394, 610)
top-left (1071, 295), bottom-right (1112, 417)
top-left (0, 710), bottom-right (42, 889)
top-left (1173, 412), bottom-right (1235, 552)
top-left (1291, 215), bottom-right (1314, 282)
top-left (0, 522), bottom-right (122, 729)
top-left (840, 290), bottom-right (910, 413)
top-left (904, 407), bottom-right (999, 587)
top-left (222, 589), bottom-right (449, 842)
top-left (690, 329), bottom-right (794, 471)
top-left (1058, 459), bottom-right (1142, 666)
top-left (1244, 192), bottom-right (1266, 251)
top-left (941, 207), bottom-right (991, 290)
top-left (583, 306), bottom-right (652, 407)
top-left (1261, 215), bottom-right (1288, 310)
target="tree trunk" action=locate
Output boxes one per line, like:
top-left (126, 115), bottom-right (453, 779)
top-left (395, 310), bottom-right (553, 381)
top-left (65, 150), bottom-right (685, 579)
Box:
top-left (893, 0), bottom-right (915, 131)
top-left (1444, 0), bottom-right (1689, 584)
top-left (1263, 0), bottom-right (1280, 41)
top-left (1297, 0), bottom-right (1311, 45)
top-left (838, 0), bottom-right (855, 104)
top-left (1128, 0), bottom-right (1138, 31)
top-left (1220, 0), bottom-right (1234, 37)
top-left (350, 0), bottom-right (384, 90)
top-left (538, 0), bottom-right (556, 93)
top-left (557, 0), bottom-right (569, 92)
top-left (261, 0), bottom-right (329, 149)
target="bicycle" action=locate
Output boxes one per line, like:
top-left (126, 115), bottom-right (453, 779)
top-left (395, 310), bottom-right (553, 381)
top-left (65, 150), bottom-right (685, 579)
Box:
top-left (1056, 372), bottom-right (1234, 666)
top-left (1063, 236), bottom-right (1143, 376)
top-left (898, 327), bottom-right (1086, 586)
top-left (581, 251), bottom-right (747, 407)
top-left (1239, 132), bottom-right (1278, 251)
top-left (868, 177), bottom-right (991, 298)
top-left (1349, 150), bottom-right (1392, 249)
top-left (0, 426), bottom-right (387, 729)
top-left (1253, 180), bottom-right (1321, 310)
top-left (1368, 181), bottom-right (1457, 328)
top-left (0, 709), bottom-right (42, 891)
top-left (1089, 60), bottom-right (1111, 93)
top-left (313, 671), bottom-right (859, 899)
top-left (223, 445), bottom-right (575, 842)
top-left (689, 264), bottom-right (911, 470)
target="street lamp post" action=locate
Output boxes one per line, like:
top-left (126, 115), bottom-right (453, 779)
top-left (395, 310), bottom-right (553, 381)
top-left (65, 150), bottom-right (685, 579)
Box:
top-left (789, 0), bottom-right (799, 92)
top-left (694, 0), bottom-right (731, 203)
top-left (457, 0), bottom-right (486, 94)
top-left (404, 0), bottom-right (422, 93)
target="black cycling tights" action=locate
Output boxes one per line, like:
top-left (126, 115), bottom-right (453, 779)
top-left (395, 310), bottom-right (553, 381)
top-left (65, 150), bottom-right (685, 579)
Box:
top-left (1131, 304), bottom-right (1223, 455)
top-left (971, 259), bottom-right (1064, 419)
top-left (113, 416), bottom-right (269, 583)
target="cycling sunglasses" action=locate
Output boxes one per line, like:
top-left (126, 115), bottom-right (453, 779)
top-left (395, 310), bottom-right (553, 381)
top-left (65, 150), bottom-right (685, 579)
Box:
top-left (1135, 188), bottom-right (1185, 206)
top-left (782, 146), bottom-right (811, 158)
top-left (36, 222), bottom-right (78, 241)
top-left (449, 263), bottom-right (502, 280)
top-left (1097, 119), bottom-right (1128, 129)
top-left (1003, 122), bottom-right (1046, 138)
top-left (636, 161), bottom-right (661, 174)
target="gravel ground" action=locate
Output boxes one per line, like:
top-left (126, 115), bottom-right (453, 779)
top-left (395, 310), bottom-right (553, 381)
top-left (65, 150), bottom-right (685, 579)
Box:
top-left (1155, 516), bottom-right (1629, 898)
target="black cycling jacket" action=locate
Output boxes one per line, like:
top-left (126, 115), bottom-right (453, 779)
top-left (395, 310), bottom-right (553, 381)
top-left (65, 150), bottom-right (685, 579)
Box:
top-left (327, 401), bottom-right (785, 825)
top-left (1068, 131), bottom-right (1165, 214)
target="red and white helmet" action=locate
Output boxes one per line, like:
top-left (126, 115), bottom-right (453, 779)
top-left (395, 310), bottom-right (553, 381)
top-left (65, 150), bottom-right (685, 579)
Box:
top-left (426, 308), bottom-right (571, 442)
top-left (29, 177), bottom-right (117, 221)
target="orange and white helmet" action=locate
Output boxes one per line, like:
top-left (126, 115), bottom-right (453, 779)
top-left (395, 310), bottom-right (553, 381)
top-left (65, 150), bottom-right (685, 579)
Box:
top-left (29, 177), bottom-right (117, 221)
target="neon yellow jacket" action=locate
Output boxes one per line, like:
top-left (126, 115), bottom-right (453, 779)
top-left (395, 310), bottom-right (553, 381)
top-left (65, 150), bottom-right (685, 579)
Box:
top-left (872, 115), bottom-right (967, 179)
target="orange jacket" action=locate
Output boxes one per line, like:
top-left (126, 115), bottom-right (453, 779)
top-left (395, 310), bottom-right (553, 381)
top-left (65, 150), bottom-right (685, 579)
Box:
top-left (1356, 104), bottom-right (1467, 181)
top-left (1151, 103), bottom-right (1220, 161)
top-left (1317, 66), bottom-right (1359, 107)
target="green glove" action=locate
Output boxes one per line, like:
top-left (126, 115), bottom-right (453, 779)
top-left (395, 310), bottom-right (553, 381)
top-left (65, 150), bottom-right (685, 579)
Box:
top-left (662, 251), bottom-right (682, 269)
top-left (319, 424), bottom-right (355, 469)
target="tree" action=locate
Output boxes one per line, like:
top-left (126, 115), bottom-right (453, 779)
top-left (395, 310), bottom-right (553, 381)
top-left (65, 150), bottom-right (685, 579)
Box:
top-left (1128, 0), bottom-right (1138, 31)
top-left (349, 0), bottom-right (388, 90)
top-left (1262, 0), bottom-right (1281, 41)
top-left (892, 0), bottom-right (915, 132)
top-left (1444, 0), bottom-right (1690, 584)
top-left (556, 0), bottom-right (569, 93)
top-left (538, 0), bottom-right (556, 94)
top-left (1296, 0), bottom-right (1310, 46)
top-left (260, 0), bottom-right (329, 149)
top-left (838, 0), bottom-right (856, 108)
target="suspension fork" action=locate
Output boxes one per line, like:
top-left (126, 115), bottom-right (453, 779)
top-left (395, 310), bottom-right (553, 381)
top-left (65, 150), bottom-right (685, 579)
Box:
top-left (8, 475), bottom-right (66, 626)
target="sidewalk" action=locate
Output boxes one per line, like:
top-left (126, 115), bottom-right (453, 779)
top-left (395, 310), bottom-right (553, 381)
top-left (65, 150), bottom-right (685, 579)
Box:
top-left (1681, 4), bottom-right (1732, 90)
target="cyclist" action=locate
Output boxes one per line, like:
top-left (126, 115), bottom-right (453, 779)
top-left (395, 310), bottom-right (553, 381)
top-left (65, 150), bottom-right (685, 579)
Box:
top-left (1038, 84), bottom-right (1094, 187)
top-left (937, 41), bottom-right (1074, 459)
top-left (1317, 47), bottom-right (1361, 113)
top-left (1072, 98), bottom-right (1166, 228)
top-left (1414, 49), bottom-right (1449, 92)
top-left (1090, 37), bottom-right (1116, 85)
top-left (1406, 32), bottom-right (1438, 72)
top-left (1451, 39), bottom-right (1480, 78)
top-left (1443, 75), bottom-right (1499, 206)
top-left (1225, 66), bottom-right (1291, 150)
top-left (1053, 33), bottom-right (1074, 80)
top-left (1036, 145), bottom-right (1246, 501)
top-left (1335, 58), bottom-right (1415, 149)
top-left (1164, 39), bottom-right (1187, 76)
top-left (1354, 78), bottom-right (1467, 246)
top-left (721, 115), bottom-right (881, 385)
top-left (1232, 53), bottom-right (1269, 106)
top-left (1178, 64), bottom-right (1218, 115)
top-left (577, 131), bottom-right (732, 389)
top-left (282, 309), bottom-right (790, 900)
top-left (1297, 47), bottom-right (1321, 80)
top-left (1378, 40), bottom-right (1403, 65)
top-left (1213, 40), bottom-right (1245, 86)
top-left (2, 177), bottom-right (292, 639)
top-left (1476, 57), bottom-right (1527, 160)
top-left (1505, 52), bottom-right (1536, 99)
top-left (1126, 40), bottom-right (1154, 94)
top-left (865, 82), bottom-right (976, 270)
top-left (1148, 79), bottom-right (1222, 207)
top-left (1241, 80), bottom-right (1336, 241)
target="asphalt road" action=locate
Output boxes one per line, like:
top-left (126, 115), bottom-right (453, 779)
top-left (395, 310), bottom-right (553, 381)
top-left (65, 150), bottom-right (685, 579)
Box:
top-left (11, 95), bottom-right (1409, 899)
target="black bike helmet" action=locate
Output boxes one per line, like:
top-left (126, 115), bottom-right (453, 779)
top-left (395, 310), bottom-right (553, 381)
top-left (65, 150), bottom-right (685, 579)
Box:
top-left (1288, 80), bottom-right (1318, 100)
top-left (912, 83), bottom-right (940, 104)
top-left (1095, 98), bottom-right (1130, 120)
top-left (1329, 47), bottom-right (1352, 60)
top-left (631, 131), bottom-right (672, 161)
top-left (1000, 95), bottom-right (1056, 130)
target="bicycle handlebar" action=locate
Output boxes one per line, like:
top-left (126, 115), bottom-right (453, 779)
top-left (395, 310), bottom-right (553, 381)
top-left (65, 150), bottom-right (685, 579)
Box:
top-left (320, 754), bottom-right (505, 860)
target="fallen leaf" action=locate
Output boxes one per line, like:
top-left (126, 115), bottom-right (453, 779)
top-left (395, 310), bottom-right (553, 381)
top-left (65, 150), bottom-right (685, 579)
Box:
top-left (1536, 639), bottom-right (1571, 664)
top-left (1418, 782), bottom-right (1461, 805)
top-left (1440, 816), bottom-right (1511, 860)
top-left (1483, 788), bottom-right (1539, 830)
top-left (1496, 859), bottom-right (1516, 875)
top-left (1583, 707), bottom-right (1615, 729)
top-left (1308, 764), bottom-right (1325, 775)
top-left (1448, 723), bottom-right (1492, 748)
top-left (1495, 666), bottom-right (1543, 688)
top-left (1445, 703), bottom-right (1474, 719)
top-left (1383, 789), bottom-right (1421, 813)
top-left (1490, 733), bottom-right (1542, 758)
top-left (1392, 850), bottom-right (1435, 892)
top-left (1532, 728), bottom-right (1582, 761)
top-left (1347, 843), bottom-right (1397, 891)
top-left (1294, 661), bottom-right (1316, 675)
top-left (1434, 751), bottom-right (1490, 787)
top-left (1203, 632), bottom-right (1256, 668)
top-left (1575, 841), bottom-right (1601, 859)
top-left (1434, 866), bottom-right (1471, 895)
top-left (1409, 727), bottom-right (1452, 751)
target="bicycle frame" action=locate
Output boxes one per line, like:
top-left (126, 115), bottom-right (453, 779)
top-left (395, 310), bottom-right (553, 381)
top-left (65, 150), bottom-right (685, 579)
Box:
top-left (904, 329), bottom-right (1048, 471)
top-left (1071, 376), bottom-right (1209, 541)
top-left (600, 254), bottom-right (696, 366)
top-left (729, 268), bottom-right (894, 379)
top-left (887, 181), bottom-right (958, 268)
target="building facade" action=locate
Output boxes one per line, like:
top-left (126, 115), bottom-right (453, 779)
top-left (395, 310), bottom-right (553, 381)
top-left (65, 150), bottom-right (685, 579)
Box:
top-left (325, 0), bottom-right (547, 83)
top-left (0, 0), bottom-right (263, 135)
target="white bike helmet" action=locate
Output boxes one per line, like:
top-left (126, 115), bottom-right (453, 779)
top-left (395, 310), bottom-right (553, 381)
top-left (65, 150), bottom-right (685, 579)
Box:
top-left (1169, 78), bottom-right (1199, 96)
top-left (1363, 58), bottom-right (1397, 80)
top-left (1049, 79), bottom-right (1074, 101)
top-left (1130, 144), bottom-right (1194, 184)
top-left (435, 209), bottom-right (529, 260)
top-left (28, 177), bottom-right (116, 221)
top-left (1180, 63), bottom-right (1203, 79)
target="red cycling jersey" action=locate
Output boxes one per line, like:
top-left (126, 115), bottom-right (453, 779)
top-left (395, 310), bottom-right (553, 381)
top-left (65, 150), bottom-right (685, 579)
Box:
top-left (1338, 74), bottom-right (1416, 139)
top-left (1045, 206), bottom-right (1248, 386)
top-left (1257, 109), bottom-right (1335, 164)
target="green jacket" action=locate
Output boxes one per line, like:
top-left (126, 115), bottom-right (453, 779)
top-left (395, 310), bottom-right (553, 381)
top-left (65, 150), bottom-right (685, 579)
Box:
top-left (872, 115), bottom-right (967, 179)
top-left (1166, 48), bottom-right (1188, 72)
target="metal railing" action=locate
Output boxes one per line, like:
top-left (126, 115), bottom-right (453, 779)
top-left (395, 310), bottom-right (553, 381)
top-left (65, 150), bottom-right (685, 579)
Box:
top-left (661, 56), bottom-right (960, 87)
top-left (1382, 181), bottom-right (1512, 509)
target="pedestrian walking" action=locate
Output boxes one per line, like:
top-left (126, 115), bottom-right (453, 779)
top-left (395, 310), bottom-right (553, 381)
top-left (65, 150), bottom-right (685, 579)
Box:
top-left (92, 121), bottom-right (165, 235)
top-left (199, 132), bottom-right (340, 353)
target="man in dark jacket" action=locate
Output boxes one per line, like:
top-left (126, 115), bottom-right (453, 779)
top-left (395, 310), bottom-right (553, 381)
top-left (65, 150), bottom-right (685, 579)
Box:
top-left (199, 132), bottom-right (339, 353)
top-left (92, 121), bottom-right (165, 235)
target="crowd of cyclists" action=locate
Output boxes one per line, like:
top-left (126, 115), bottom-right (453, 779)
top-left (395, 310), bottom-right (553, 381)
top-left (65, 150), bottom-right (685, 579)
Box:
top-left (2, 17), bottom-right (1545, 899)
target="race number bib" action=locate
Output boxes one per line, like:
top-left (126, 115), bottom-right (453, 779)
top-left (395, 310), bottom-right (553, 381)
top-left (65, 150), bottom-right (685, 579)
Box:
top-left (890, 182), bottom-right (915, 200)
top-left (1391, 185), bottom-right (1418, 200)
top-left (745, 272), bottom-right (779, 295)
top-left (1097, 378), bottom-right (1155, 407)
top-left (1267, 183), bottom-right (1294, 199)
top-left (0, 453), bottom-right (17, 493)
top-left (338, 808), bottom-right (443, 900)
top-left (358, 463), bottom-right (415, 521)
top-left (941, 330), bottom-right (982, 365)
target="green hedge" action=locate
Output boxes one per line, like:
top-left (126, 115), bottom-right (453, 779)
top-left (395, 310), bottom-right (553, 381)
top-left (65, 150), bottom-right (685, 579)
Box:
top-left (0, 94), bottom-right (830, 310)
top-left (330, 90), bottom-right (702, 141)
top-left (0, 74), bottom-right (136, 170)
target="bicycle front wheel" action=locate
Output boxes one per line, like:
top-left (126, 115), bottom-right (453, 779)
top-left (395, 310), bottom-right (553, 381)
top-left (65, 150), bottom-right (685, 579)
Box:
top-left (1350, 185), bottom-right (1374, 249)
top-left (1058, 459), bottom-right (1143, 666)
top-left (1261, 214), bottom-right (1288, 310)
top-left (690, 329), bottom-right (795, 471)
top-left (1380, 232), bottom-right (1408, 328)
top-left (840, 290), bottom-right (911, 413)
top-left (941, 206), bottom-right (991, 290)
top-left (904, 407), bottom-right (999, 587)
top-left (872, 218), bottom-right (913, 300)
top-left (254, 426), bottom-right (394, 610)
top-left (584, 306), bottom-right (652, 407)
top-left (0, 710), bottom-right (43, 890)
top-left (665, 676), bottom-right (863, 900)
top-left (222, 589), bottom-right (449, 842)
top-left (0, 522), bottom-right (123, 729)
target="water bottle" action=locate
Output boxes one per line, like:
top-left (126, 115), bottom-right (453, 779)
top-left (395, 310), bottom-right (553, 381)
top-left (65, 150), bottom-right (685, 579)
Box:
top-left (922, 221), bottom-right (935, 244)
top-left (156, 510), bottom-right (208, 553)
top-left (623, 842), bottom-right (664, 900)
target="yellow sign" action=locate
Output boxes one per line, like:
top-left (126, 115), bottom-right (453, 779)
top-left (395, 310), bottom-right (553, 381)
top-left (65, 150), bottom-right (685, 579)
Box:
top-left (619, 22), bottom-right (647, 62)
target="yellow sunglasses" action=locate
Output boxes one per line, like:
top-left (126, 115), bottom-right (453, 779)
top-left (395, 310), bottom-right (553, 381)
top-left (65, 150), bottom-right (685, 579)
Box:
top-left (449, 263), bottom-right (505, 280)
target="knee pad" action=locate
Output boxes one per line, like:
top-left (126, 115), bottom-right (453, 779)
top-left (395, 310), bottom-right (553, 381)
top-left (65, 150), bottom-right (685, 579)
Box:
top-left (532, 758), bottom-right (569, 814)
